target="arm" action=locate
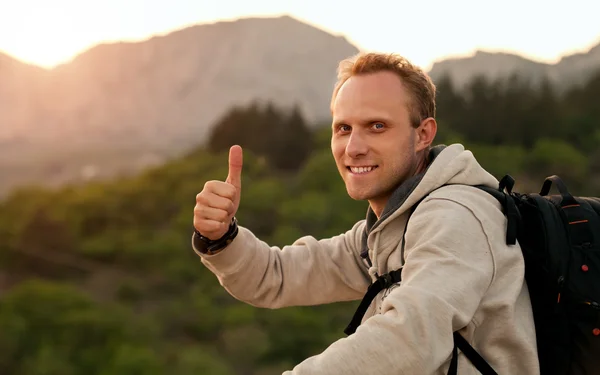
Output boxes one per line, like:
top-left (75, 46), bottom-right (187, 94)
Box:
top-left (280, 197), bottom-right (495, 374)
top-left (193, 220), bottom-right (371, 308)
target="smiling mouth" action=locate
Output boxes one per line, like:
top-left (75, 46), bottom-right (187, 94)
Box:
top-left (347, 166), bottom-right (378, 174)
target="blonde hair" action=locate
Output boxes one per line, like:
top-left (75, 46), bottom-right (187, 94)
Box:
top-left (331, 52), bottom-right (436, 128)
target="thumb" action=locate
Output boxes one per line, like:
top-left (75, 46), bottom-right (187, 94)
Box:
top-left (226, 145), bottom-right (243, 190)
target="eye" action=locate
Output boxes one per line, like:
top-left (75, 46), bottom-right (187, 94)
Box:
top-left (335, 124), bottom-right (351, 133)
top-left (372, 122), bottom-right (385, 130)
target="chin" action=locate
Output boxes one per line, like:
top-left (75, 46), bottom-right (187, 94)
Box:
top-left (345, 188), bottom-right (373, 202)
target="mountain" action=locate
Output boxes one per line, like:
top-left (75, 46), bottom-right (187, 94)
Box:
top-left (1, 15), bottom-right (599, 197)
top-left (0, 15), bottom-right (359, 195)
top-left (428, 41), bottom-right (600, 90)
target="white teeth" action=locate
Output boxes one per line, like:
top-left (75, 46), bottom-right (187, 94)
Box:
top-left (350, 166), bottom-right (375, 174)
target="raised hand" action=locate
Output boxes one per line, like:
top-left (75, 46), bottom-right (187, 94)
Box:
top-left (193, 145), bottom-right (243, 240)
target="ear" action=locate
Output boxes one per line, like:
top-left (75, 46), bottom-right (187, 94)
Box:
top-left (414, 117), bottom-right (437, 152)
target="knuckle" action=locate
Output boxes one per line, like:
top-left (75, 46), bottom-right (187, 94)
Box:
top-left (203, 180), bottom-right (218, 192)
top-left (196, 191), bottom-right (208, 204)
top-left (196, 193), bottom-right (217, 209)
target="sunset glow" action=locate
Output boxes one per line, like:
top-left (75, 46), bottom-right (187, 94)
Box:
top-left (1, 0), bottom-right (599, 70)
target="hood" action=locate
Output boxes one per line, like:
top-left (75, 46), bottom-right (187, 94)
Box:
top-left (362, 143), bottom-right (499, 250)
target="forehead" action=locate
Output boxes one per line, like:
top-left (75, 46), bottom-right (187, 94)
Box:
top-left (332, 71), bottom-right (410, 121)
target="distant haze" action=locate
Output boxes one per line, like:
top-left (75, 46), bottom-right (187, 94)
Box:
top-left (1, 0), bottom-right (599, 70)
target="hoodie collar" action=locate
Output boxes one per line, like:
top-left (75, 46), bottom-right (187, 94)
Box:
top-left (359, 144), bottom-right (447, 263)
top-left (365, 144), bottom-right (447, 233)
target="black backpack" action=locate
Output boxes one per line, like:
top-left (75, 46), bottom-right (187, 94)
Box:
top-left (344, 174), bottom-right (600, 375)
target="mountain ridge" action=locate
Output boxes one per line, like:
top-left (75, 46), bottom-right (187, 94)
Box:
top-left (1, 15), bottom-right (599, 196)
top-left (428, 38), bottom-right (600, 88)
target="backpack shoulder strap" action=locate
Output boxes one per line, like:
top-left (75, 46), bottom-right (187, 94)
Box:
top-left (343, 268), bottom-right (402, 335)
top-left (475, 174), bottom-right (521, 246)
top-left (449, 332), bottom-right (498, 375)
top-left (346, 177), bottom-right (516, 374)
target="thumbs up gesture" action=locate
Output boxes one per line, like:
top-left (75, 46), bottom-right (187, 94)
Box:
top-left (194, 145), bottom-right (243, 240)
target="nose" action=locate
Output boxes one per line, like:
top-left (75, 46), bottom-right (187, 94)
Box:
top-left (346, 130), bottom-right (368, 158)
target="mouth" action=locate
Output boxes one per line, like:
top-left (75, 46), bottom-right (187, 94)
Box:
top-left (347, 165), bottom-right (378, 174)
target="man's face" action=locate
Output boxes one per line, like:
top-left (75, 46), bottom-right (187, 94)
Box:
top-left (331, 71), bottom-right (420, 215)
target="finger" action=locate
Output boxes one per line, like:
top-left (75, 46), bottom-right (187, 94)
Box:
top-left (197, 191), bottom-right (236, 214)
top-left (226, 145), bottom-right (243, 190)
top-left (202, 181), bottom-right (237, 202)
top-left (194, 205), bottom-right (230, 223)
top-left (193, 218), bottom-right (228, 239)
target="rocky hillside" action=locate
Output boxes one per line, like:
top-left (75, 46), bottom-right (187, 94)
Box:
top-left (428, 42), bottom-right (600, 90)
top-left (1, 15), bottom-right (599, 196)
top-left (0, 15), bottom-right (359, 195)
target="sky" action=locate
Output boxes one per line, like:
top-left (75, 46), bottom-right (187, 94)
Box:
top-left (1, 0), bottom-right (599, 71)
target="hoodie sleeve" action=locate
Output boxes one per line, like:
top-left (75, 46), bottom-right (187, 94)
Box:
top-left (281, 196), bottom-right (495, 374)
top-left (194, 220), bottom-right (371, 308)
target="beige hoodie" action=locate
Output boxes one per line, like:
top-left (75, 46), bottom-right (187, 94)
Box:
top-left (194, 144), bottom-right (540, 375)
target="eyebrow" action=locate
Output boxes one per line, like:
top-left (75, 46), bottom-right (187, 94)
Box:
top-left (332, 117), bottom-right (392, 128)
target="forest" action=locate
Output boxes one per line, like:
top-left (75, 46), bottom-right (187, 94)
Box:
top-left (0, 69), bottom-right (599, 375)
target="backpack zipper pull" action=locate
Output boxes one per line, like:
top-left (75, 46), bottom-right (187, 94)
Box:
top-left (585, 301), bottom-right (600, 310)
top-left (557, 276), bottom-right (565, 303)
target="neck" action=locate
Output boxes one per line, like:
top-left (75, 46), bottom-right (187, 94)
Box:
top-left (369, 151), bottom-right (430, 219)
top-left (414, 150), bottom-right (429, 175)
top-left (371, 202), bottom-right (386, 220)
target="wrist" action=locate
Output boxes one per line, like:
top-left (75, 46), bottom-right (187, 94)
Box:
top-left (193, 217), bottom-right (238, 255)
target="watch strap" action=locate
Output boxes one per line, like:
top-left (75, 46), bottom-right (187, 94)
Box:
top-left (194, 217), bottom-right (238, 255)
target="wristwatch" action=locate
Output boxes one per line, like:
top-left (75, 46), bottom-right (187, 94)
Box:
top-left (194, 217), bottom-right (239, 255)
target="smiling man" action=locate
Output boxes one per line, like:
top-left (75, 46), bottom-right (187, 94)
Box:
top-left (192, 52), bottom-right (540, 374)
top-left (330, 64), bottom-right (432, 218)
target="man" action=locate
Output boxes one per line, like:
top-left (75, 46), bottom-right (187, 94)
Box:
top-left (192, 52), bottom-right (540, 374)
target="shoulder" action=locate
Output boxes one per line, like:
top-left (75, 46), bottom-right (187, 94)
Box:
top-left (424, 184), bottom-right (505, 224)
top-left (409, 184), bottom-right (509, 255)
top-left (402, 186), bottom-right (498, 283)
top-left (428, 184), bottom-right (501, 208)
